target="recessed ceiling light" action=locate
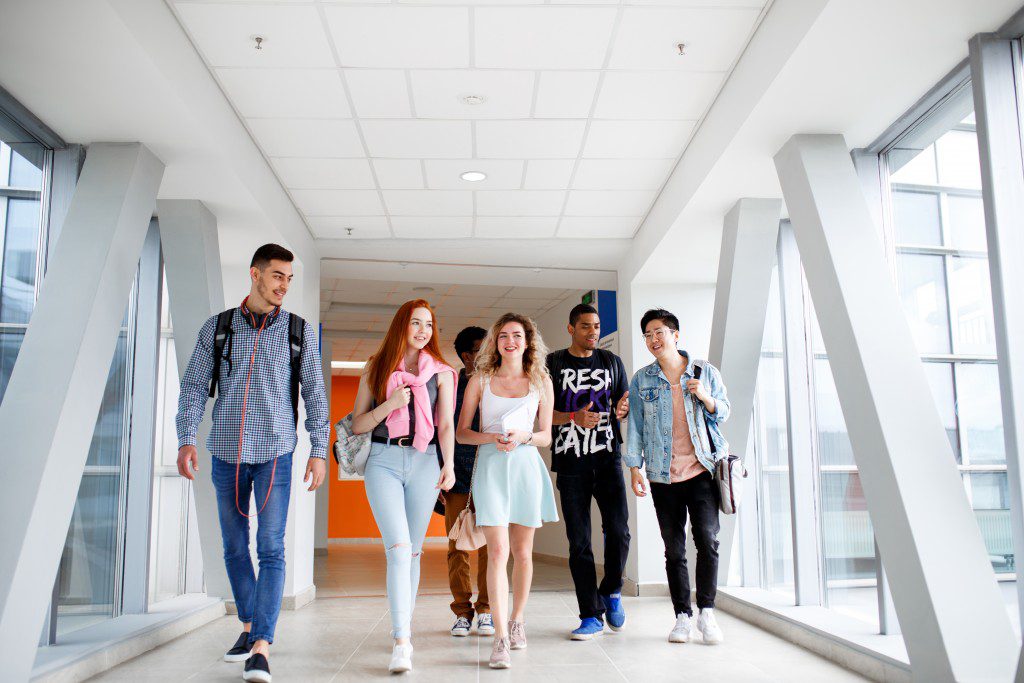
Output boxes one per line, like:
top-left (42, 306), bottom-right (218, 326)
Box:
top-left (461, 94), bottom-right (487, 106)
top-left (460, 171), bottom-right (487, 182)
top-left (413, 286), bottom-right (434, 293)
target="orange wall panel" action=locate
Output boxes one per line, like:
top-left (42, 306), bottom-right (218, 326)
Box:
top-left (327, 375), bottom-right (447, 539)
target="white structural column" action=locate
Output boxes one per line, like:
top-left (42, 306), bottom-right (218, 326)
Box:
top-left (775, 134), bottom-right (1016, 682)
top-left (0, 143), bottom-right (164, 681)
top-left (969, 33), bottom-right (1024, 638)
top-left (157, 199), bottom-right (230, 600)
top-left (708, 198), bottom-right (782, 582)
top-left (315, 350), bottom-right (331, 555)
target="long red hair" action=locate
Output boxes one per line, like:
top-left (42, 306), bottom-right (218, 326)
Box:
top-left (366, 299), bottom-right (446, 404)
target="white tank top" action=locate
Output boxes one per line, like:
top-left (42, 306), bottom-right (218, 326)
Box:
top-left (479, 376), bottom-right (540, 435)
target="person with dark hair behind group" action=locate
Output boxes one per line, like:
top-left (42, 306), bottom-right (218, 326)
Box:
top-left (626, 308), bottom-right (731, 646)
top-left (176, 243), bottom-right (329, 683)
top-left (444, 326), bottom-right (494, 638)
top-left (546, 304), bottom-right (631, 641)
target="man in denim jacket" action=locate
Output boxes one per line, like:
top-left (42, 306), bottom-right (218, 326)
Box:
top-left (625, 308), bottom-right (731, 646)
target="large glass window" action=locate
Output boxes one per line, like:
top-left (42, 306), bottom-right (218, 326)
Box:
top-left (809, 305), bottom-right (879, 627)
top-left (884, 84), bottom-right (1012, 581)
top-left (754, 264), bottom-right (794, 596)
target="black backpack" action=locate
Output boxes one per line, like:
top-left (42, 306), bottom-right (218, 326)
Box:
top-left (207, 308), bottom-right (306, 426)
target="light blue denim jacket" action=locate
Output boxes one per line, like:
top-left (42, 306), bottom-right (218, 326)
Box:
top-left (625, 351), bottom-right (731, 484)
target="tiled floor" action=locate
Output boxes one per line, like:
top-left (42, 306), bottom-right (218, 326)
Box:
top-left (90, 544), bottom-right (868, 682)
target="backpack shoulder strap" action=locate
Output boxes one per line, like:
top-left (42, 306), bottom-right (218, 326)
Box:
top-left (209, 308), bottom-right (236, 398)
top-left (288, 313), bottom-right (306, 426)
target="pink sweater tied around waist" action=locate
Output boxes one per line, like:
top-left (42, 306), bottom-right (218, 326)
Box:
top-left (384, 352), bottom-right (456, 453)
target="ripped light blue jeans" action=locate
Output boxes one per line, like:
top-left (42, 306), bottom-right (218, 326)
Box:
top-left (364, 442), bottom-right (441, 639)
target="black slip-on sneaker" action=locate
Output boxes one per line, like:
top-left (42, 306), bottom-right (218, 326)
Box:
top-left (242, 653), bottom-right (271, 683)
top-left (224, 632), bottom-right (253, 663)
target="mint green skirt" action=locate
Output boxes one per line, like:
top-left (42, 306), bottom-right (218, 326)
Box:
top-left (472, 442), bottom-right (559, 528)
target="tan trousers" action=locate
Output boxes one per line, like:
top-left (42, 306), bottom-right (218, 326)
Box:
top-left (443, 491), bottom-right (490, 618)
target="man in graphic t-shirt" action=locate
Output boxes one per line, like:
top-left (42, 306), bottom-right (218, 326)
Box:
top-left (546, 304), bottom-right (631, 641)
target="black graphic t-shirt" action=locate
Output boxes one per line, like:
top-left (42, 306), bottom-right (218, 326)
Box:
top-left (547, 349), bottom-right (628, 474)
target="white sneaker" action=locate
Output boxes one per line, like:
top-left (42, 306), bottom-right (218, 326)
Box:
top-left (696, 608), bottom-right (723, 645)
top-left (451, 616), bottom-right (471, 637)
top-left (669, 613), bottom-right (693, 643)
top-left (476, 613), bottom-right (495, 636)
top-left (388, 643), bottom-right (413, 673)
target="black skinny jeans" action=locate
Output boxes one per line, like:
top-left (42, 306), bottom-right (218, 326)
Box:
top-left (650, 471), bottom-right (720, 616)
top-left (556, 458), bottom-right (631, 619)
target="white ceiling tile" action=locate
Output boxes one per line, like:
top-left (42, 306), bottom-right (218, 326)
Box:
top-left (476, 191), bottom-right (565, 216)
top-left (476, 121), bottom-right (586, 159)
top-left (272, 158), bottom-right (375, 190)
top-left (596, 72), bottom-right (724, 119)
top-left (291, 189), bottom-right (383, 216)
top-left (411, 71), bottom-right (535, 119)
top-left (344, 70), bottom-right (411, 118)
top-left (534, 72), bottom-right (600, 118)
top-left (216, 68), bottom-right (350, 118)
top-left (307, 216), bottom-right (391, 239)
top-left (558, 216), bottom-right (640, 238)
top-left (362, 120), bottom-right (473, 158)
top-left (425, 160), bottom-right (523, 190)
top-left (610, 7), bottom-right (761, 71)
top-left (383, 190), bottom-right (473, 216)
top-left (475, 217), bottom-right (558, 238)
top-left (324, 6), bottom-right (470, 68)
top-left (523, 160), bottom-right (575, 189)
top-left (391, 217), bottom-right (473, 238)
top-left (372, 160), bottom-right (424, 189)
top-left (174, 4), bottom-right (334, 68)
top-left (572, 159), bottom-right (674, 190)
top-left (247, 119), bottom-right (365, 157)
top-left (565, 190), bottom-right (656, 216)
top-left (626, 0), bottom-right (766, 5)
top-left (475, 7), bottom-right (617, 69)
top-left (583, 121), bottom-right (695, 159)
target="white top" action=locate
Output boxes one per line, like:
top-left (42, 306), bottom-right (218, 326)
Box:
top-left (480, 377), bottom-right (540, 435)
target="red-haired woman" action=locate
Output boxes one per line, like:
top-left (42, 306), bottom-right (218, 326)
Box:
top-left (352, 300), bottom-right (457, 673)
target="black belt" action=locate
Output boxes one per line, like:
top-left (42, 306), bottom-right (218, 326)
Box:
top-left (370, 435), bottom-right (437, 447)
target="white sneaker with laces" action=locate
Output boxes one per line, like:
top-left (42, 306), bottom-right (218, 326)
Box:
top-left (451, 616), bottom-right (471, 637)
top-left (669, 613), bottom-right (693, 643)
top-left (476, 613), bottom-right (495, 636)
top-left (697, 608), bottom-right (724, 645)
top-left (389, 643), bottom-right (413, 673)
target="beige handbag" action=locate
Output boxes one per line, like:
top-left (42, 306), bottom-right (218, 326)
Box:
top-left (448, 453), bottom-right (486, 551)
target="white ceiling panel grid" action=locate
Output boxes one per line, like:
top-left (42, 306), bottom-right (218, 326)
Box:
top-left (172, 0), bottom-right (769, 244)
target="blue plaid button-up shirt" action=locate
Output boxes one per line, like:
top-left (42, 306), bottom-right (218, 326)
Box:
top-left (175, 307), bottom-right (330, 464)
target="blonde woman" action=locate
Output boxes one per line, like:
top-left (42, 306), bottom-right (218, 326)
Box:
top-left (456, 313), bottom-right (558, 669)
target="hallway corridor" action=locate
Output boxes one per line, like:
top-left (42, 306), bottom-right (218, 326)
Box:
top-left (88, 546), bottom-right (867, 681)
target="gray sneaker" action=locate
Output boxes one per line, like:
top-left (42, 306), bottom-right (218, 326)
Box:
top-left (508, 620), bottom-right (527, 650)
top-left (489, 636), bottom-right (511, 669)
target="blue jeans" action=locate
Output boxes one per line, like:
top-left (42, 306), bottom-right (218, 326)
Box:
top-left (212, 453), bottom-right (292, 644)
top-left (364, 443), bottom-right (440, 639)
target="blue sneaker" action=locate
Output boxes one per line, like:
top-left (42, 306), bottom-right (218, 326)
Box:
top-left (570, 616), bottom-right (605, 640)
top-left (602, 593), bottom-right (625, 631)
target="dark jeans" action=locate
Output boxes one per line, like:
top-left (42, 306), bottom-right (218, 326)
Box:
top-left (556, 458), bottom-right (631, 619)
top-left (212, 453), bottom-right (292, 644)
top-left (650, 472), bottom-right (720, 616)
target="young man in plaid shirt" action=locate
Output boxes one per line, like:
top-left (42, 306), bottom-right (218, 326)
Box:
top-left (175, 243), bottom-right (329, 683)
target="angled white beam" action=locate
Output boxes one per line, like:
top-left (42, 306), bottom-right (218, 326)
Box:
top-left (969, 33), bottom-right (1024, 635)
top-left (708, 198), bottom-right (782, 583)
top-left (0, 143), bottom-right (163, 681)
top-left (775, 134), bottom-right (1016, 682)
top-left (157, 199), bottom-right (230, 600)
